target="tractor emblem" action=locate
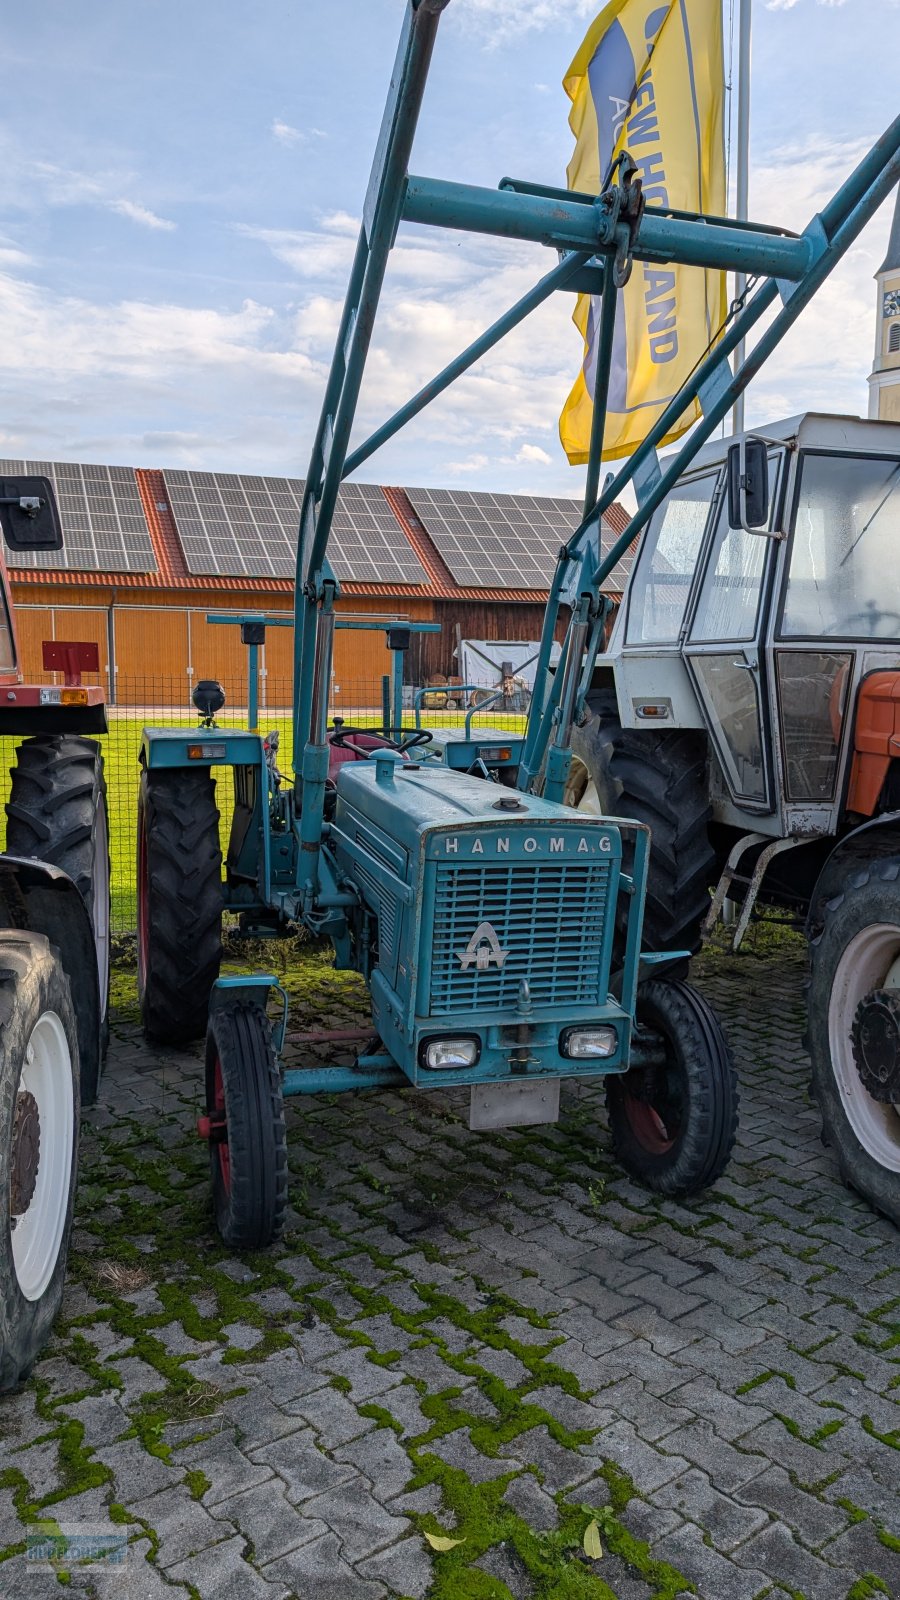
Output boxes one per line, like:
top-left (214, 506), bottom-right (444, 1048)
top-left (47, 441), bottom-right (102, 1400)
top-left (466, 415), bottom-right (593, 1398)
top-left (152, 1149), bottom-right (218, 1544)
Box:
top-left (458, 922), bottom-right (508, 971)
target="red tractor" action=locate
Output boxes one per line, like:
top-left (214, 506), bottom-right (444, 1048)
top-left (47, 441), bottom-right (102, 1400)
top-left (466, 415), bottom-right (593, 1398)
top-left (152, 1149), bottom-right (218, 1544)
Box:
top-left (0, 477), bottom-right (109, 1389)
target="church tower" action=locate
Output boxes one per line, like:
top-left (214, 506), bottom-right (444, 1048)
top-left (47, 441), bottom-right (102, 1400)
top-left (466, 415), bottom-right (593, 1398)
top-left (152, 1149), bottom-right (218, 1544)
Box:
top-left (868, 189), bottom-right (900, 421)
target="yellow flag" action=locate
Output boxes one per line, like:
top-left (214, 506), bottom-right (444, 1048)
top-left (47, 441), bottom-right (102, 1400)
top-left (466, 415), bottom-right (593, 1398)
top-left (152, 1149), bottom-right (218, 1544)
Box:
top-left (560, 0), bottom-right (726, 463)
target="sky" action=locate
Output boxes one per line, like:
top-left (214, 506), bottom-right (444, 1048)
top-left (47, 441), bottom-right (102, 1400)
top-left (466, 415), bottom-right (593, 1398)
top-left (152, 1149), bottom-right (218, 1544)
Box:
top-left (0, 0), bottom-right (897, 500)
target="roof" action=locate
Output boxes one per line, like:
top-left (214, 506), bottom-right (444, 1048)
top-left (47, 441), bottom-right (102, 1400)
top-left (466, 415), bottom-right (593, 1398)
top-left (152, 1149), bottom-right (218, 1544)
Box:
top-left (879, 187), bottom-right (900, 276)
top-left (4, 460), bottom-right (635, 601)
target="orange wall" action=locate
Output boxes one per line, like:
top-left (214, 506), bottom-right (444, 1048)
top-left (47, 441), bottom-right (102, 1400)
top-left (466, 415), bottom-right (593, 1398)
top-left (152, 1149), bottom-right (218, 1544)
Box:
top-left (10, 590), bottom-right (438, 710)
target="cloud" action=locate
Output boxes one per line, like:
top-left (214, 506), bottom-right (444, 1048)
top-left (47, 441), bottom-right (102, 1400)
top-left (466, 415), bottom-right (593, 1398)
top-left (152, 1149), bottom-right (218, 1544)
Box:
top-left (109, 198), bottom-right (176, 231)
top-left (451, 0), bottom-right (596, 44)
top-left (447, 453), bottom-right (489, 474)
top-left (271, 119), bottom-right (326, 147)
top-left (515, 443), bottom-right (552, 465)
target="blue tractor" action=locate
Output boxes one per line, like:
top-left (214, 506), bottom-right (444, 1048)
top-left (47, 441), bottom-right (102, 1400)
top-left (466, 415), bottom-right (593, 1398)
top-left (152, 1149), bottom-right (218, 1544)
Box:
top-left (135, 0), bottom-right (900, 1245)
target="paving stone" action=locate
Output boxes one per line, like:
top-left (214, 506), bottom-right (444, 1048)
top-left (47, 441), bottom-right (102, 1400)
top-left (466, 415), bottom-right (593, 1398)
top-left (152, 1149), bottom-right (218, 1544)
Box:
top-left (656, 1468), bottom-right (769, 1553)
top-left (208, 1478), bottom-right (328, 1563)
top-left (357, 1532), bottom-right (432, 1598)
top-left (731, 1521), bottom-right (855, 1600)
top-left (168, 1533), bottom-right (291, 1599)
top-left (500, 1425), bottom-right (597, 1491)
top-left (502, 1472), bottom-right (559, 1532)
top-left (220, 1386), bottom-right (310, 1450)
top-left (286, 1383), bottom-right (377, 1447)
top-left (304, 1478), bottom-right (410, 1561)
top-left (324, 1346), bottom-right (404, 1401)
top-left (426, 1427), bottom-right (513, 1483)
top-left (334, 1427), bottom-right (414, 1503)
top-left (177, 1431), bottom-right (275, 1507)
top-left (249, 1429), bottom-right (358, 1504)
top-left (475, 1541), bottom-right (535, 1599)
top-left (734, 1464), bottom-right (847, 1547)
top-left (95, 1437), bottom-right (182, 1501)
top-left (582, 1421), bottom-right (688, 1495)
top-left (130, 1484), bottom-right (230, 1568)
top-left (652, 1519), bottom-right (771, 1600)
top-left (263, 1530), bottom-right (387, 1599)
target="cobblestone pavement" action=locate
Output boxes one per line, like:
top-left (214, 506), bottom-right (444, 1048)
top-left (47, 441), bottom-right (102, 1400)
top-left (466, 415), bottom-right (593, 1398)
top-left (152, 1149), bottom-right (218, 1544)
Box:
top-left (1, 935), bottom-right (898, 1599)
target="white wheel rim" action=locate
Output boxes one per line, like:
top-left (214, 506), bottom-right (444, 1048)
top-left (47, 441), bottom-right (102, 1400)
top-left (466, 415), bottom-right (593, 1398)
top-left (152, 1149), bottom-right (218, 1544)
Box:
top-left (827, 925), bottom-right (900, 1173)
top-left (93, 800), bottom-right (110, 1023)
top-left (10, 1011), bottom-right (74, 1301)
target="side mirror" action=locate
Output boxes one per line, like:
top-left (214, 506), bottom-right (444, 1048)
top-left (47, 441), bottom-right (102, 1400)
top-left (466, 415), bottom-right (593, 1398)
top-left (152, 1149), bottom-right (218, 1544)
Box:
top-left (727, 439), bottom-right (769, 532)
top-left (0, 477), bottom-right (63, 552)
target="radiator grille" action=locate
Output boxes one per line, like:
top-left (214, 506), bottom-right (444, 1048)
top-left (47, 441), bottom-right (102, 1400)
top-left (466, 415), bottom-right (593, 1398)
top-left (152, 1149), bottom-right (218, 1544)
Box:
top-left (429, 858), bottom-right (612, 1014)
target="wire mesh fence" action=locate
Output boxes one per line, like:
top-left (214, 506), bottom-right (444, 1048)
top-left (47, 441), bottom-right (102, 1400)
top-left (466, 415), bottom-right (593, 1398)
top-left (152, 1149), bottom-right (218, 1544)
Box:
top-left (0, 675), bottom-right (531, 932)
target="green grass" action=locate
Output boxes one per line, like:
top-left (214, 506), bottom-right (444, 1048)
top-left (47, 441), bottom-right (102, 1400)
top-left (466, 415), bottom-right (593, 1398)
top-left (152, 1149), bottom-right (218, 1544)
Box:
top-left (0, 700), bottom-right (527, 933)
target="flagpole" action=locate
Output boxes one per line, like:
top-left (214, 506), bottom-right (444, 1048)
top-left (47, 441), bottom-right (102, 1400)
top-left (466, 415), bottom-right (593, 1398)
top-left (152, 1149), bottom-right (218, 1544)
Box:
top-left (732, 0), bottom-right (751, 434)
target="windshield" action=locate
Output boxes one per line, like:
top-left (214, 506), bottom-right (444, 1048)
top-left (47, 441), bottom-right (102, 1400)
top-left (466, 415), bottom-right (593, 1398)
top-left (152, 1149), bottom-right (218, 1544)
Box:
top-left (782, 453), bottom-right (900, 638)
top-left (625, 472), bottom-right (719, 645)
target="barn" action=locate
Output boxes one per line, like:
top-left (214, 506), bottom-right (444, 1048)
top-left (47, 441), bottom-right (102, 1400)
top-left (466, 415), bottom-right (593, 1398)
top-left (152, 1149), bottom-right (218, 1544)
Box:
top-left (1, 458), bottom-right (633, 711)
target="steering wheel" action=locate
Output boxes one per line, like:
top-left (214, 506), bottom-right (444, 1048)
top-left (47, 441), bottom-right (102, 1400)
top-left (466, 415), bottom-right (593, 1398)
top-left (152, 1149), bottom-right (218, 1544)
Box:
top-left (329, 724), bottom-right (433, 757)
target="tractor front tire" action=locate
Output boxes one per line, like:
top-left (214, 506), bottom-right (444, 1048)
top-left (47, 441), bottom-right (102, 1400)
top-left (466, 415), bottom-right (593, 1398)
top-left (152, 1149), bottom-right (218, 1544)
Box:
top-left (0, 932), bottom-right (79, 1392)
top-left (570, 692), bottom-right (715, 966)
top-left (204, 1001), bottom-right (287, 1249)
top-left (6, 735), bottom-right (111, 1100)
top-left (607, 979), bottom-right (738, 1197)
top-left (807, 860), bottom-right (900, 1226)
top-left (137, 768), bottom-right (223, 1045)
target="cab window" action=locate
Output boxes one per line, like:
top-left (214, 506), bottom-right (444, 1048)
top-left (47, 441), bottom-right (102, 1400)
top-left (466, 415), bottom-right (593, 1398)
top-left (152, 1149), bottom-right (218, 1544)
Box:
top-left (782, 453), bottom-right (900, 638)
top-left (625, 473), bottom-right (719, 646)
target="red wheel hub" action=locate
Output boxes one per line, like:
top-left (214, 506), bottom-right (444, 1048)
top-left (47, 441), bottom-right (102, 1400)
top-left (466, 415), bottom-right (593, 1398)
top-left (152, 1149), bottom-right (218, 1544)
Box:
top-left (622, 1092), bottom-right (676, 1154)
top-left (213, 1057), bottom-right (230, 1193)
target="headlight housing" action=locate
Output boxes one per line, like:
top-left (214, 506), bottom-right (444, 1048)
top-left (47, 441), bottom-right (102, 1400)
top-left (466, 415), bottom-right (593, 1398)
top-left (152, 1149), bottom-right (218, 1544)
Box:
top-left (419, 1035), bottom-right (480, 1070)
top-left (560, 1026), bottom-right (618, 1060)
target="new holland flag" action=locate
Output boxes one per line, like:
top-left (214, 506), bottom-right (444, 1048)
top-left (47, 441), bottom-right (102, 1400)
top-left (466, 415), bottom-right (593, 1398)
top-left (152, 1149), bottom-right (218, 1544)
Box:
top-left (560, 0), bottom-right (726, 463)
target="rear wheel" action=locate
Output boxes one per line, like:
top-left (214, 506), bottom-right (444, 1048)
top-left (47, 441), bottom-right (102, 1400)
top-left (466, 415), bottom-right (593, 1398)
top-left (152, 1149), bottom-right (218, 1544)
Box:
top-left (808, 860), bottom-right (900, 1225)
top-left (568, 692), bottom-right (715, 965)
top-left (202, 1001), bottom-right (287, 1249)
top-left (6, 735), bottom-right (110, 1097)
top-left (0, 932), bottom-right (79, 1391)
top-left (137, 767), bottom-right (223, 1045)
top-left (607, 979), bottom-right (739, 1196)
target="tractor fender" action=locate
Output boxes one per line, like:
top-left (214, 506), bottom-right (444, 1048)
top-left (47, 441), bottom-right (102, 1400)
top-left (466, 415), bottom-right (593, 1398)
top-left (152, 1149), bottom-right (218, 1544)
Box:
top-left (0, 853), bottom-right (102, 1103)
top-left (806, 809), bottom-right (900, 938)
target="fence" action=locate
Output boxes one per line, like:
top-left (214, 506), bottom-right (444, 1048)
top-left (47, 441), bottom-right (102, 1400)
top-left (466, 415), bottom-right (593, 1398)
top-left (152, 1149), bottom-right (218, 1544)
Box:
top-left (0, 675), bottom-right (530, 932)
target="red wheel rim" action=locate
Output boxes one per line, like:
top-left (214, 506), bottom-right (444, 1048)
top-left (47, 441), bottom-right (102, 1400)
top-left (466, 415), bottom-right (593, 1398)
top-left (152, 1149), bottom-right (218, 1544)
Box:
top-left (623, 1093), bottom-right (676, 1154)
top-left (213, 1056), bottom-right (231, 1193)
top-left (137, 812), bottom-right (149, 992)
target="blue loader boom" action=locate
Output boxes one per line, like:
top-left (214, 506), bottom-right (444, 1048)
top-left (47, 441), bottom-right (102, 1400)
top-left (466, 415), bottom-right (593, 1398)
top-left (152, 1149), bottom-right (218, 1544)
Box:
top-left (137, 0), bottom-right (900, 1247)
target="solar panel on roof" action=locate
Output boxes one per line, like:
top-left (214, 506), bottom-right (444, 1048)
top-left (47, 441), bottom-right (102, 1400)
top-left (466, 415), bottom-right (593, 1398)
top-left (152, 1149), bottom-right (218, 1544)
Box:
top-left (404, 486), bottom-right (581, 590)
top-left (0, 459), bottom-right (157, 573)
top-left (162, 472), bottom-right (428, 586)
top-left (404, 486), bottom-right (633, 592)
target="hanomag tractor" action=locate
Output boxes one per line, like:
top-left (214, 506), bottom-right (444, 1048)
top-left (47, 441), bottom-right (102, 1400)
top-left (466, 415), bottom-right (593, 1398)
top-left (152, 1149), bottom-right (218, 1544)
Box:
top-left (568, 413), bottom-right (900, 1224)
top-left (134, 0), bottom-right (900, 1246)
top-left (0, 477), bottom-right (110, 1389)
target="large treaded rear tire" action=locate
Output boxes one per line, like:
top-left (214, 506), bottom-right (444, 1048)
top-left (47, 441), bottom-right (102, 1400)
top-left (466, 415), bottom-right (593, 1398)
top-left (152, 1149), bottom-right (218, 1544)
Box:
top-left (204, 1001), bottom-right (287, 1249)
top-left (807, 859), bottom-right (900, 1226)
top-left (570, 691), bottom-right (715, 962)
top-left (137, 767), bottom-right (223, 1045)
top-left (607, 978), bottom-right (738, 1196)
top-left (6, 735), bottom-right (110, 1097)
top-left (0, 932), bottom-right (79, 1392)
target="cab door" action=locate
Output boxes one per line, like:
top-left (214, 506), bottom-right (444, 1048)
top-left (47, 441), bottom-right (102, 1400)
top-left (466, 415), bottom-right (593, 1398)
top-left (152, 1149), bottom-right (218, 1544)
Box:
top-left (683, 485), bottom-right (780, 813)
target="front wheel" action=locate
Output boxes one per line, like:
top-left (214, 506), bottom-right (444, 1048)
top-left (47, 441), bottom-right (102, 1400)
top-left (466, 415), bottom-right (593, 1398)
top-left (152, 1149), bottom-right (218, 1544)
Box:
top-left (202, 1001), bottom-right (287, 1249)
top-left (0, 933), bottom-right (80, 1391)
top-left (807, 860), bottom-right (900, 1226)
top-left (607, 979), bottom-right (738, 1197)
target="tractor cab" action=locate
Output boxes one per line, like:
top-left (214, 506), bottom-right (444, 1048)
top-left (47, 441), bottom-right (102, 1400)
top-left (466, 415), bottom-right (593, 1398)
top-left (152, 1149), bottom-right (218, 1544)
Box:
top-left (601, 412), bottom-right (900, 842)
